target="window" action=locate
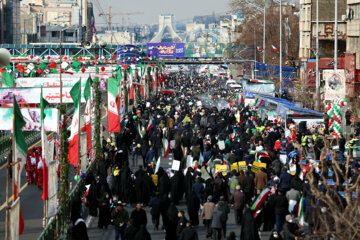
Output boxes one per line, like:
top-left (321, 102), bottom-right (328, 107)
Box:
top-left (51, 31), bottom-right (59, 38)
top-left (64, 31), bottom-right (74, 37)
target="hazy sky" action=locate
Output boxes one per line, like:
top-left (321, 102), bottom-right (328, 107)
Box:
top-left (93, 0), bottom-right (230, 26)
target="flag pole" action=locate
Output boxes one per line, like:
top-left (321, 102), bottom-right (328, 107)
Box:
top-left (78, 78), bottom-right (82, 175)
top-left (41, 86), bottom-right (47, 228)
top-left (5, 96), bottom-right (16, 239)
top-left (89, 74), bottom-right (92, 166)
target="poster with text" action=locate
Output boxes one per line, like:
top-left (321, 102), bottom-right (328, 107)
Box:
top-left (147, 43), bottom-right (185, 58)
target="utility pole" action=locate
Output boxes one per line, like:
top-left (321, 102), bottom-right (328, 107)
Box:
top-left (279, 0), bottom-right (283, 96)
top-left (334, 0), bottom-right (338, 70)
top-left (263, 6), bottom-right (266, 63)
top-left (315, 0), bottom-right (320, 110)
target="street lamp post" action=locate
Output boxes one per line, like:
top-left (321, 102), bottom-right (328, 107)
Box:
top-left (315, 0), bottom-right (320, 110)
top-left (279, 0), bottom-right (283, 96)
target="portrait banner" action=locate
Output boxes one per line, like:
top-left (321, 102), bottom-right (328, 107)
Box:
top-left (0, 108), bottom-right (58, 131)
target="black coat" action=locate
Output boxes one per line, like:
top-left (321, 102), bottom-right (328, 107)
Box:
top-left (71, 219), bottom-right (89, 240)
top-left (274, 194), bottom-right (289, 215)
top-left (130, 209), bottom-right (147, 228)
top-left (149, 196), bottom-right (161, 216)
top-left (179, 226), bottom-right (199, 240)
top-left (240, 208), bottom-right (260, 240)
top-left (134, 225), bottom-right (151, 240)
top-left (171, 171), bottom-right (184, 204)
top-left (124, 225), bottom-right (138, 240)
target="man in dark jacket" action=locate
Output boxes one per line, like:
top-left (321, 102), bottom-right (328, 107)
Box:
top-left (149, 193), bottom-right (161, 230)
top-left (279, 168), bottom-right (292, 191)
top-left (218, 196), bottom-right (230, 238)
top-left (180, 221), bottom-right (199, 240)
top-left (241, 170), bottom-right (254, 204)
top-left (283, 215), bottom-right (299, 240)
top-left (274, 191), bottom-right (289, 233)
top-left (111, 203), bottom-right (129, 240)
top-left (130, 203), bottom-right (147, 228)
top-left (232, 185), bottom-right (244, 225)
top-left (192, 176), bottom-right (204, 204)
top-left (211, 204), bottom-right (226, 240)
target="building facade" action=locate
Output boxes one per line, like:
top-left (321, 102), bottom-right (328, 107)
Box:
top-left (299, 0), bottom-right (360, 99)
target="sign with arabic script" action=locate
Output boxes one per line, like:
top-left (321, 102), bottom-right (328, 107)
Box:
top-left (147, 43), bottom-right (185, 58)
top-left (0, 87), bottom-right (86, 104)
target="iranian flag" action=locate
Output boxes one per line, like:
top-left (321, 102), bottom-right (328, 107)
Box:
top-left (13, 97), bottom-right (26, 235)
top-left (223, 156), bottom-right (230, 166)
top-left (251, 188), bottom-right (271, 211)
top-left (206, 156), bottom-right (214, 175)
top-left (272, 45), bottom-right (279, 53)
top-left (256, 151), bottom-right (270, 162)
top-left (91, 8), bottom-right (96, 36)
top-left (297, 195), bottom-right (304, 227)
top-left (40, 88), bottom-right (50, 201)
top-left (147, 117), bottom-right (153, 131)
top-left (138, 124), bottom-right (143, 138)
top-left (154, 156), bottom-right (161, 174)
top-left (254, 98), bottom-right (264, 106)
top-left (163, 139), bottom-right (170, 158)
top-left (82, 77), bottom-right (92, 153)
top-left (108, 77), bottom-right (121, 132)
top-left (195, 153), bottom-right (204, 171)
top-left (68, 80), bottom-right (81, 165)
top-left (230, 129), bottom-right (237, 139)
top-left (257, 46), bottom-right (264, 54)
top-left (253, 209), bottom-right (262, 218)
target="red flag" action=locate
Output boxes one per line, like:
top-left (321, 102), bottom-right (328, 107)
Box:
top-left (129, 84), bottom-right (134, 100)
top-left (40, 160), bottom-right (48, 200)
top-left (19, 208), bottom-right (24, 234)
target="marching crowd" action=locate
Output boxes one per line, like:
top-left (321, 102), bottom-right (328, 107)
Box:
top-left (69, 72), bottom-right (359, 240)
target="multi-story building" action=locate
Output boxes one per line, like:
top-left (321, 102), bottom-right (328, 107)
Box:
top-left (299, 0), bottom-right (360, 99)
top-left (16, 0), bottom-right (93, 44)
top-left (0, 0), bottom-right (21, 44)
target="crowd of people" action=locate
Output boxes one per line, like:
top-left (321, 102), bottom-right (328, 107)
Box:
top-left (69, 71), bottom-right (359, 240)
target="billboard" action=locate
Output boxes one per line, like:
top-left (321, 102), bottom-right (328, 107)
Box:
top-left (0, 108), bottom-right (58, 131)
top-left (184, 43), bottom-right (231, 58)
top-left (323, 70), bottom-right (346, 100)
top-left (147, 43), bottom-right (185, 58)
top-left (0, 87), bottom-right (86, 104)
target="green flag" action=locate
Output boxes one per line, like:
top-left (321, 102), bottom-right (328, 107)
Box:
top-left (70, 80), bottom-right (81, 111)
top-left (2, 71), bottom-right (15, 87)
top-left (84, 76), bottom-right (93, 102)
top-left (40, 88), bottom-right (49, 125)
top-left (13, 98), bottom-right (28, 158)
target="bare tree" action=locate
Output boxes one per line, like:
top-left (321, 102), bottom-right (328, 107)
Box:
top-left (232, 7), bottom-right (299, 66)
top-left (306, 153), bottom-right (360, 239)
